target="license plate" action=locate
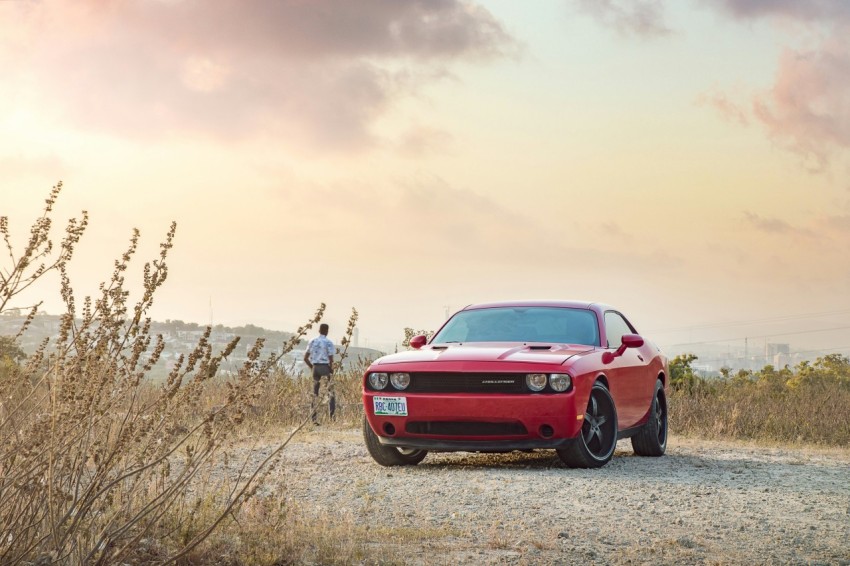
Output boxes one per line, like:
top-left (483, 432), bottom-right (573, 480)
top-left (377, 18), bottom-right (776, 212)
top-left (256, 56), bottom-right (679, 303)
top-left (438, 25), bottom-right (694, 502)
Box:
top-left (373, 396), bottom-right (408, 416)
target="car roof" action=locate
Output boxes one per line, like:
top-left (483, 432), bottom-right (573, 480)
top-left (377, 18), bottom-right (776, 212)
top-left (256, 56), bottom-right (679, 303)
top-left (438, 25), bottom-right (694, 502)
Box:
top-left (461, 300), bottom-right (614, 313)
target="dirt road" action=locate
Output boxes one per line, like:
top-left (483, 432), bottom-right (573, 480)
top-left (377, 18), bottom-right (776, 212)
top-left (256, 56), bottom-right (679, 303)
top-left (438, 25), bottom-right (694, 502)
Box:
top-left (259, 429), bottom-right (850, 564)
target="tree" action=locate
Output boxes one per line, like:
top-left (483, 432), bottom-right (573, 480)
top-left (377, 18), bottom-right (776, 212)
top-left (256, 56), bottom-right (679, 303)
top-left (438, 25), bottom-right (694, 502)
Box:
top-left (669, 353), bottom-right (700, 392)
top-left (0, 335), bottom-right (26, 363)
top-left (788, 353), bottom-right (850, 389)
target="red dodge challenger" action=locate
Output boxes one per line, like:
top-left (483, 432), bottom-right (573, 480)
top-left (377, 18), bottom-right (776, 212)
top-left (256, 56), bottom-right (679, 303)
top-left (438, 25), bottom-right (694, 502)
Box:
top-left (362, 301), bottom-right (668, 468)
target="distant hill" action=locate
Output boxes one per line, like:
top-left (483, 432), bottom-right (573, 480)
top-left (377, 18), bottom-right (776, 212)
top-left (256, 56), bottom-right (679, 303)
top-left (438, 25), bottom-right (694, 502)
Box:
top-left (0, 311), bottom-right (384, 378)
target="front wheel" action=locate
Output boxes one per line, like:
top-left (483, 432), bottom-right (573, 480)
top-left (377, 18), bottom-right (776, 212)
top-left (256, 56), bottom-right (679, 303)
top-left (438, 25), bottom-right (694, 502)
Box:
top-left (362, 416), bottom-right (428, 466)
top-left (631, 379), bottom-right (667, 457)
top-left (557, 382), bottom-right (618, 468)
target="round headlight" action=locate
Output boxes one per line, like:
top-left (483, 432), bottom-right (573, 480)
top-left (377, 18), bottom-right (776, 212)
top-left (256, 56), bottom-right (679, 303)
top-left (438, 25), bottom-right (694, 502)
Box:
top-left (526, 373), bottom-right (547, 392)
top-left (368, 372), bottom-right (389, 390)
top-left (549, 373), bottom-right (572, 392)
top-left (390, 372), bottom-right (411, 390)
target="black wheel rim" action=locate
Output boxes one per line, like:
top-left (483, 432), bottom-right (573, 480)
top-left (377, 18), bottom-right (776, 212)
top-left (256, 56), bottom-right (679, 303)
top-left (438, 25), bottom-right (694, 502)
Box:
top-left (582, 389), bottom-right (616, 459)
top-left (655, 390), bottom-right (668, 446)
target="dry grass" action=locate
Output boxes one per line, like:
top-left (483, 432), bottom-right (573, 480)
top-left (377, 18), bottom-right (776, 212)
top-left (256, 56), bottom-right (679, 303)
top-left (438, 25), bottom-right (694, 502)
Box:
top-left (0, 185), bottom-right (337, 565)
top-left (173, 496), bottom-right (397, 566)
top-left (669, 361), bottom-right (850, 446)
top-left (174, 489), bottom-right (467, 565)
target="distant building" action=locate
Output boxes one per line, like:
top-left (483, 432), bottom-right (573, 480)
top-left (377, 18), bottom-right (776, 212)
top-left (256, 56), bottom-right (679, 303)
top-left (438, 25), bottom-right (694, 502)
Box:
top-left (766, 343), bottom-right (791, 369)
top-left (773, 353), bottom-right (791, 368)
top-left (765, 343), bottom-right (790, 357)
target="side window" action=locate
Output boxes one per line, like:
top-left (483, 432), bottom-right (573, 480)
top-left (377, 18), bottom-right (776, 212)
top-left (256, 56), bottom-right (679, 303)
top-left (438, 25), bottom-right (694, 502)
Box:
top-left (604, 311), bottom-right (634, 348)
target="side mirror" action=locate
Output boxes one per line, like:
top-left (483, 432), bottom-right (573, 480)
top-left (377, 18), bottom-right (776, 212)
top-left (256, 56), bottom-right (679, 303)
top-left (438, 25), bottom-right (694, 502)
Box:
top-left (602, 334), bottom-right (644, 363)
top-left (622, 334), bottom-right (644, 349)
top-left (409, 335), bottom-right (428, 350)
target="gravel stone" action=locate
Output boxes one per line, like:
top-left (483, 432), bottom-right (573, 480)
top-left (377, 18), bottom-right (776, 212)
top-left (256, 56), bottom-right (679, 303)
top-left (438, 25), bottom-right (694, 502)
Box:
top-left (233, 431), bottom-right (850, 564)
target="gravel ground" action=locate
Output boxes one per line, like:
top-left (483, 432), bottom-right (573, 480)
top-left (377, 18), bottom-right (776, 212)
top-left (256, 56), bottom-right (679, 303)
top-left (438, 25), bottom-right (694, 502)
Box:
top-left (245, 428), bottom-right (850, 565)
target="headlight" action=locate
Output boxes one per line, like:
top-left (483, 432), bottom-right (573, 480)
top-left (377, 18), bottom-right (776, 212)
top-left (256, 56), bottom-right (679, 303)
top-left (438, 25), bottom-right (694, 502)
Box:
top-left (368, 372), bottom-right (389, 390)
top-left (549, 373), bottom-right (572, 392)
top-left (390, 372), bottom-right (411, 390)
top-left (526, 373), bottom-right (547, 392)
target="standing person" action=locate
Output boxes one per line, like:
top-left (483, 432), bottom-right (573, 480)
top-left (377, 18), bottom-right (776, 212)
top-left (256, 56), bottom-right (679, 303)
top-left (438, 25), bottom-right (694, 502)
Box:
top-left (304, 323), bottom-right (335, 425)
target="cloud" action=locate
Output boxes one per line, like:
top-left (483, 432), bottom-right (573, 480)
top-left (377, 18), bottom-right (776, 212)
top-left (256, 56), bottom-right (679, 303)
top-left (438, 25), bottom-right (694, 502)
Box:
top-left (743, 211), bottom-right (815, 237)
top-left (824, 214), bottom-right (850, 231)
top-left (600, 222), bottom-right (630, 240)
top-left (293, 176), bottom-right (554, 260)
top-left (180, 57), bottom-right (231, 93)
top-left (697, 90), bottom-right (749, 126)
top-left (572, 0), bottom-right (671, 38)
top-left (267, 173), bottom-right (683, 277)
top-left (694, 2), bottom-right (850, 170)
top-left (703, 0), bottom-right (850, 23)
top-left (395, 126), bottom-right (454, 156)
top-left (751, 33), bottom-right (850, 169)
top-left (127, 0), bottom-right (513, 62)
top-left (1, 0), bottom-right (514, 148)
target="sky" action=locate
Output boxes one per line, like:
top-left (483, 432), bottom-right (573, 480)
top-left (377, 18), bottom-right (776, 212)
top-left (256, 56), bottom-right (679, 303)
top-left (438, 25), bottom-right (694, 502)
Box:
top-left (2, 0), bottom-right (850, 354)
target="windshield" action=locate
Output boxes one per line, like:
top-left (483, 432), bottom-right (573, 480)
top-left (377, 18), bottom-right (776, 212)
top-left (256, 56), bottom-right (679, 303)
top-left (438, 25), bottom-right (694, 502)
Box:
top-left (431, 307), bottom-right (600, 345)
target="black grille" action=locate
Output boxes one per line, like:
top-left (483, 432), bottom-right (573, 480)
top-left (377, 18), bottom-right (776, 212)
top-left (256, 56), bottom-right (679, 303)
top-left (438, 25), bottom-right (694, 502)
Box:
top-left (405, 421), bottom-right (527, 436)
top-left (407, 373), bottom-right (527, 393)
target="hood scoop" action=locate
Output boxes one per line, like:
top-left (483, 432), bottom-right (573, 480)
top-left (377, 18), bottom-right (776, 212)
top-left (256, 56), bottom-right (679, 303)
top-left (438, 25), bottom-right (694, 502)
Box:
top-left (527, 345), bottom-right (553, 350)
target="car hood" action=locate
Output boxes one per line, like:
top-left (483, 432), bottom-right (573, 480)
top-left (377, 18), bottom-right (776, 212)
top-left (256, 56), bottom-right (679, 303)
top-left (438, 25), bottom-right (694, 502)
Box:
top-left (372, 342), bottom-right (595, 366)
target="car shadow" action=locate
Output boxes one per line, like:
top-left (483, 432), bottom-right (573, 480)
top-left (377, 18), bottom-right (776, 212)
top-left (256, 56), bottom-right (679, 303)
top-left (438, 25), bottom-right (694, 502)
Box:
top-left (421, 449), bottom-right (562, 469)
top-left (409, 443), bottom-right (849, 494)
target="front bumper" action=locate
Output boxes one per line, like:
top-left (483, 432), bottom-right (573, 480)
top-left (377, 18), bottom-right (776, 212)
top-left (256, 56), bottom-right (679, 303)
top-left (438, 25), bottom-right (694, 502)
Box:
top-left (363, 391), bottom-right (583, 450)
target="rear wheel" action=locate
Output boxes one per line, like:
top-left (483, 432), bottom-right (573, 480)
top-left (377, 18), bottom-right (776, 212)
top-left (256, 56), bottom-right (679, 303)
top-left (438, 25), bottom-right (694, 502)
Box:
top-left (631, 379), bottom-right (667, 456)
top-left (362, 416), bottom-right (428, 466)
top-left (557, 382), bottom-right (618, 468)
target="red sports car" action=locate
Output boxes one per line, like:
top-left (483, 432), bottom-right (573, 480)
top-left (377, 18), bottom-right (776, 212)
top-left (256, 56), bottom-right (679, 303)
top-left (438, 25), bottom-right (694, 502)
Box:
top-left (362, 301), bottom-right (668, 468)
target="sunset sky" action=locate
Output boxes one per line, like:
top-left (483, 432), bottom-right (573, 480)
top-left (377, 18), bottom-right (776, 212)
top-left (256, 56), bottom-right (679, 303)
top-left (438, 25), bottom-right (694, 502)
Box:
top-left (2, 0), bottom-right (849, 353)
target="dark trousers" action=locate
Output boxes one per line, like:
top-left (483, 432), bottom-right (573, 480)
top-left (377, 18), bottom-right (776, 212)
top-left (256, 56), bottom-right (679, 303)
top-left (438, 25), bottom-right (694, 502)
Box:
top-left (310, 363), bottom-right (335, 422)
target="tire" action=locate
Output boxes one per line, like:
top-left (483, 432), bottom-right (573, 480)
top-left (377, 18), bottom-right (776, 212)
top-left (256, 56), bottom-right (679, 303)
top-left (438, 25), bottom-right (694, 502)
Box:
top-left (557, 382), bottom-right (618, 468)
top-left (362, 416), bottom-right (428, 467)
top-left (631, 379), bottom-right (668, 457)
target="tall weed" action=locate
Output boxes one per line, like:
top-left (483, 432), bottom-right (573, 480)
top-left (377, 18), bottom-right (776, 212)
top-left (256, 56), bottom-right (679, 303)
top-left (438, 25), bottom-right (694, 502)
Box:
top-left (0, 184), bottom-right (324, 564)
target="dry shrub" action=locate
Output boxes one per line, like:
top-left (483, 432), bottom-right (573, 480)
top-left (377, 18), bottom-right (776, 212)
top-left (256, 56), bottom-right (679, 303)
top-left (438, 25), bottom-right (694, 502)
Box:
top-left (669, 360), bottom-right (850, 445)
top-left (0, 184), bottom-right (326, 564)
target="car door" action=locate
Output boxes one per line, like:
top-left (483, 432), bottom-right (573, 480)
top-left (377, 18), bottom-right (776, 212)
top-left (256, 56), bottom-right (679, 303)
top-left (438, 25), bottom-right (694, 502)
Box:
top-left (603, 311), bottom-right (654, 428)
